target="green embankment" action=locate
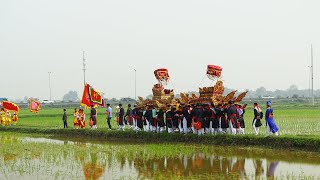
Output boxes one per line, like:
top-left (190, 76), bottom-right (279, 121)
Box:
top-left (1, 127), bottom-right (320, 152)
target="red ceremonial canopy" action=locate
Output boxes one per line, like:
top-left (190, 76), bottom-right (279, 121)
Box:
top-left (207, 65), bottom-right (222, 80)
top-left (154, 68), bottom-right (170, 85)
top-left (2, 101), bottom-right (20, 113)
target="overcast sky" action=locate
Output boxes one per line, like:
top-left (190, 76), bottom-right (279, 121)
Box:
top-left (1, 0), bottom-right (320, 100)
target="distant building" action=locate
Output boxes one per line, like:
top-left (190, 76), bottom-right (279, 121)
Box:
top-left (262, 96), bottom-right (275, 99)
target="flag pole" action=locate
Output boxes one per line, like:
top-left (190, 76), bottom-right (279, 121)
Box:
top-left (83, 51), bottom-right (86, 86)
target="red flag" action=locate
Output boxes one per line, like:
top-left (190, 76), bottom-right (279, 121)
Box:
top-left (81, 83), bottom-right (104, 108)
top-left (81, 84), bottom-right (91, 108)
top-left (89, 86), bottom-right (103, 105)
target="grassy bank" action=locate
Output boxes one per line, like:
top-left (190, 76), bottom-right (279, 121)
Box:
top-left (1, 126), bottom-right (319, 152)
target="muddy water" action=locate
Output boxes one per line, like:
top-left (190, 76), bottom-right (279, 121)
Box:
top-left (0, 135), bottom-right (319, 179)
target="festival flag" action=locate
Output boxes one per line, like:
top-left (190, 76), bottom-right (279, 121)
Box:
top-left (29, 99), bottom-right (41, 113)
top-left (81, 83), bottom-right (104, 108)
top-left (81, 83), bottom-right (91, 108)
top-left (89, 86), bottom-right (103, 105)
top-left (2, 101), bottom-right (20, 113)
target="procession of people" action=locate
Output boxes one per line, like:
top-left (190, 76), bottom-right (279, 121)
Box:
top-left (1, 108), bottom-right (18, 127)
top-left (68, 100), bottom-right (279, 136)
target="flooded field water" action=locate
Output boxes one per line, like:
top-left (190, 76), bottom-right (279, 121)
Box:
top-left (0, 134), bottom-right (319, 179)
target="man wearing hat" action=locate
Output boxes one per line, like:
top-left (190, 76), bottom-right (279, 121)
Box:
top-left (265, 100), bottom-right (279, 136)
top-left (90, 105), bottom-right (97, 129)
top-left (144, 105), bottom-right (153, 132)
top-left (157, 106), bottom-right (165, 133)
top-left (124, 104), bottom-right (133, 129)
top-left (118, 104), bottom-right (125, 131)
top-left (227, 101), bottom-right (237, 134)
top-left (191, 103), bottom-right (204, 135)
top-left (132, 104), bottom-right (138, 130)
top-left (182, 104), bottom-right (192, 134)
top-left (134, 106), bottom-right (144, 132)
top-left (166, 105), bottom-right (174, 133)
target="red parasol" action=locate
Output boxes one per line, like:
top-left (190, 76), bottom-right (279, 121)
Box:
top-left (207, 65), bottom-right (222, 80)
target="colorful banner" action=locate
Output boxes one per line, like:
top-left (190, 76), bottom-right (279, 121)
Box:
top-left (29, 99), bottom-right (41, 113)
top-left (2, 101), bottom-right (20, 113)
top-left (81, 83), bottom-right (104, 108)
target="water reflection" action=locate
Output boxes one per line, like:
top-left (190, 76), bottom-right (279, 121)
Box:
top-left (0, 135), bottom-right (319, 179)
top-left (129, 154), bottom-right (278, 179)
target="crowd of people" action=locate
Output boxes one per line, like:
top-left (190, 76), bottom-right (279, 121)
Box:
top-left (104, 100), bottom-right (279, 136)
top-left (66, 100), bottom-right (279, 136)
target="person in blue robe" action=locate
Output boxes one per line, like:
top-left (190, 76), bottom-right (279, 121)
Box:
top-left (265, 101), bottom-right (279, 136)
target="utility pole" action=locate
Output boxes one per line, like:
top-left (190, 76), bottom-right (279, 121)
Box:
top-left (83, 51), bottom-right (86, 85)
top-left (311, 44), bottom-right (314, 105)
top-left (134, 68), bottom-right (137, 101)
top-left (48, 72), bottom-right (52, 101)
top-left (308, 66), bottom-right (311, 99)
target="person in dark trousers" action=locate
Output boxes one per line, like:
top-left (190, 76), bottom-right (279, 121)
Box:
top-left (124, 104), bottom-right (133, 129)
top-left (62, 109), bottom-right (68, 128)
top-left (106, 104), bottom-right (112, 130)
top-left (227, 101), bottom-right (238, 134)
top-left (118, 104), bottom-right (125, 130)
top-left (90, 105), bottom-right (97, 129)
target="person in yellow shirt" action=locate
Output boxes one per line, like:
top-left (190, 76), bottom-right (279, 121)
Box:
top-left (0, 108), bottom-right (6, 127)
top-left (6, 110), bottom-right (12, 126)
top-left (78, 109), bottom-right (86, 129)
top-left (73, 108), bottom-right (79, 129)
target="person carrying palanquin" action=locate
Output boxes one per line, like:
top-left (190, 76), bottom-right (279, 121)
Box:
top-left (218, 104), bottom-right (228, 133)
top-left (166, 105), bottom-right (174, 133)
top-left (132, 104), bottom-right (138, 129)
top-left (210, 103), bottom-right (220, 134)
top-left (203, 104), bottom-right (212, 134)
top-left (151, 106), bottom-right (157, 132)
top-left (227, 101), bottom-right (237, 135)
top-left (182, 104), bottom-right (192, 134)
top-left (144, 105), bottom-right (153, 132)
top-left (134, 106), bottom-right (144, 132)
top-left (191, 103), bottom-right (204, 135)
top-left (157, 107), bottom-right (165, 133)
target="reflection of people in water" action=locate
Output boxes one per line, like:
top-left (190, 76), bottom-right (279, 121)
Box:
top-left (267, 161), bottom-right (279, 179)
top-left (253, 159), bottom-right (264, 180)
top-left (130, 153), bottom-right (248, 179)
top-left (82, 153), bottom-right (106, 180)
top-left (231, 158), bottom-right (246, 179)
